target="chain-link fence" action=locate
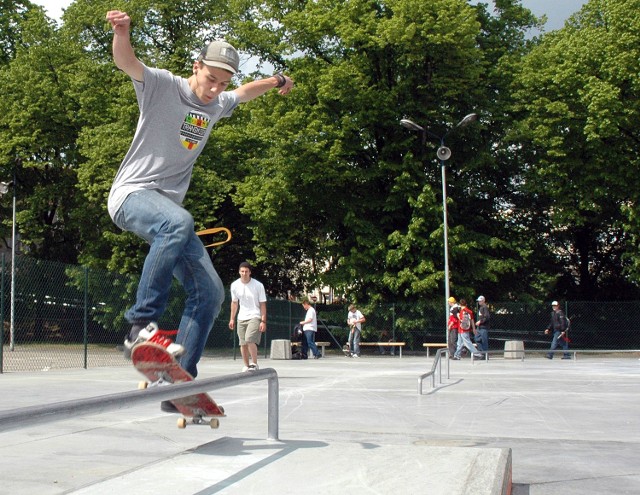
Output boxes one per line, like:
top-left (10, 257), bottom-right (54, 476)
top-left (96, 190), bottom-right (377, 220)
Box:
top-left (330, 300), bottom-right (640, 353)
top-left (2, 254), bottom-right (639, 372)
top-left (0, 254), bottom-right (313, 372)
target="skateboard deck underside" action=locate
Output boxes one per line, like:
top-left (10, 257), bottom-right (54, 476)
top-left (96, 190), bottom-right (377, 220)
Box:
top-left (132, 343), bottom-right (224, 418)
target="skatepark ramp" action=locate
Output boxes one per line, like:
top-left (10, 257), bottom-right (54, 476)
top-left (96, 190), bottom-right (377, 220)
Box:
top-left (0, 368), bottom-right (280, 439)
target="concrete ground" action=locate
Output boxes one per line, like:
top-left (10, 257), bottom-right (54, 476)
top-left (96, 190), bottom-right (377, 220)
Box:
top-left (0, 352), bottom-right (639, 494)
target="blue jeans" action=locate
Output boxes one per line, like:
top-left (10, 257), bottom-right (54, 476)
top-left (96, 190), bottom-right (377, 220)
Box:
top-left (475, 326), bottom-right (489, 352)
top-left (455, 331), bottom-right (478, 358)
top-left (548, 331), bottom-right (570, 359)
top-left (348, 327), bottom-right (361, 356)
top-left (303, 330), bottom-right (320, 358)
top-left (113, 189), bottom-right (224, 377)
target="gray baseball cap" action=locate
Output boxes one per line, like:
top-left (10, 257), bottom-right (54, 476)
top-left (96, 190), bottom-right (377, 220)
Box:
top-left (197, 41), bottom-right (239, 74)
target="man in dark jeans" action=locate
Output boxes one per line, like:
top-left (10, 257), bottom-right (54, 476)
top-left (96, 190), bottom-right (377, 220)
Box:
top-left (545, 301), bottom-right (571, 359)
top-left (475, 295), bottom-right (491, 354)
top-left (300, 299), bottom-right (321, 359)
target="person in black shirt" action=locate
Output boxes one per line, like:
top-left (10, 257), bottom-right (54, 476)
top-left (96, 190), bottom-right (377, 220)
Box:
top-left (545, 301), bottom-right (570, 359)
top-left (475, 296), bottom-right (491, 353)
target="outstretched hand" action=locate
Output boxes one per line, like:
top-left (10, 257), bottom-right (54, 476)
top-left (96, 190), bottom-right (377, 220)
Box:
top-left (278, 75), bottom-right (294, 95)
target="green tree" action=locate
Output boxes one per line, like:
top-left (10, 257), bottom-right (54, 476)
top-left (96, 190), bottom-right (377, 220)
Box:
top-left (0, 7), bottom-right (87, 263)
top-left (508, 0), bottom-right (640, 300)
top-left (0, 0), bottom-right (40, 65)
top-left (8, 0), bottom-right (636, 314)
top-left (223, 0), bottom-right (549, 315)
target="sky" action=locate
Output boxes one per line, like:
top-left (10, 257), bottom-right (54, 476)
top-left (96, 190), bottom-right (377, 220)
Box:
top-left (521, 0), bottom-right (589, 30)
top-left (34, 0), bottom-right (589, 31)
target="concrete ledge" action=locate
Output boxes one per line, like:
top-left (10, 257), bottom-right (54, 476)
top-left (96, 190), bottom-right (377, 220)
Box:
top-left (459, 446), bottom-right (512, 495)
top-left (68, 439), bottom-right (512, 495)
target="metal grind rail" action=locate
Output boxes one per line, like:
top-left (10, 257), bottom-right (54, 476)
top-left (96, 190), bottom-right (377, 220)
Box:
top-left (418, 348), bottom-right (450, 395)
top-left (0, 368), bottom-right (280, 440)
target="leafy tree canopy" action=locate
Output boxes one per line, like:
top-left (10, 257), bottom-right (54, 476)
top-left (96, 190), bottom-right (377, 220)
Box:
top-left (1, 0), bottom-right (638, 317)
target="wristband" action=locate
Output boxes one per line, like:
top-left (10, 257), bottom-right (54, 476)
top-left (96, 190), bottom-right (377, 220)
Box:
top-left (274, 72), bottom-right (286, 88)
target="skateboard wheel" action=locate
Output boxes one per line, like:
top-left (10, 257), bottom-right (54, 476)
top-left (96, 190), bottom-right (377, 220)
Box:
top-left (177, 418), bottom-right (187, 429)
top-left (138, 381), bottom-right (148, 390)
top-left (209, 418), bottom-right (220, 429)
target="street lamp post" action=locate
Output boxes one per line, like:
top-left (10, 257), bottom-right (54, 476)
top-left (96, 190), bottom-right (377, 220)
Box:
top-left (0, 170), bottom-right (16, 351)
top-left (400, 114), bottom-right (477, 351)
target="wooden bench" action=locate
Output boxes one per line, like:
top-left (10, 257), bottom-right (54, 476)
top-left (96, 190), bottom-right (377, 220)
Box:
top-left (290, 341), bottom-right (331, 357)
top-left (359, 342), bottom-right (405, 358)
top-left (423, 343), bottom-right (448, 358)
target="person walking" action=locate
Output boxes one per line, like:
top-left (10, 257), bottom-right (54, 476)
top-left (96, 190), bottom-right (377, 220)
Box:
top-left (346, 304), bottom-right (366, 358)
top-left (105, 9), bottom-right (293, 393)
top-left (475, 295), bottom-right (491, 354)
top-left (545, 301), bottom-right (571, 359)
top-left (229, 262), bottom-right (267, 371)
top-left (453, 299), bottom-right (483, 360)
top-left (300, 299), bottom-right (321, 359)
top-left (447, 296), bottom-right (460, 357)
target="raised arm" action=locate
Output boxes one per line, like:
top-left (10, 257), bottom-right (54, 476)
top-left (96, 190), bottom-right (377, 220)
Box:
top-left (106, 10), bottom-right (144, 82)
top-left (233, 74), bottom-right (294, 103)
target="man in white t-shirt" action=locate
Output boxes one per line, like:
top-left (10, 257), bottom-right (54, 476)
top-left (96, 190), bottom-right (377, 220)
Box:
top-left (229, 262), bottom-right (267, 371)
top-left (346, 304), bottom-right (366, 357)
top-left (300, 299), bottom-right (321, 359)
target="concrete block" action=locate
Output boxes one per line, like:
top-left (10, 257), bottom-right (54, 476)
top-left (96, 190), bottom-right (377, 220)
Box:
top-left (504, 340), bottom-right (524, 359)
top-left (270, 339), bottom-right (292, 360)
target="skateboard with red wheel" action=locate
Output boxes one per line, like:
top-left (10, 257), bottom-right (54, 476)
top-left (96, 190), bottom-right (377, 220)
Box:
top-left (132, 342), bottom-right (225, 429)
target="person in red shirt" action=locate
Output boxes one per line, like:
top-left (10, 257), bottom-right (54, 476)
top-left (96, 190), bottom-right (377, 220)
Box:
top-left (453, 299), bottom-right (483, 360)
top-left (447, 297), bottom-right (460, 357)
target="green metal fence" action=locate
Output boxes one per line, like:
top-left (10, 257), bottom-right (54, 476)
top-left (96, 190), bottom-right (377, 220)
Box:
top-left (2, 254), bottom-right (639, 372)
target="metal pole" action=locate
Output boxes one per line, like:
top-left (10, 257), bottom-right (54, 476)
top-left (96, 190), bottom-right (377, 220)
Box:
top-left (400, 115), bottom-right (477, 352)
top-left (391, 302), bottom-right (396, 342)
top-left (1, 253), bottom-right (4, 373)
top-left (9, 169), bottom-right (16, 351)
top-left (267, 367), bottom-right (279, 440)
top-left (441, 158), bottom-right (450, 351)
top-left (83, 267), bottom-right (89, 369)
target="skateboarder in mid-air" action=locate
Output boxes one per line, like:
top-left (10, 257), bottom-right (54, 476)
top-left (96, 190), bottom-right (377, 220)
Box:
top-left (104, 10), bottom-right (294, 412)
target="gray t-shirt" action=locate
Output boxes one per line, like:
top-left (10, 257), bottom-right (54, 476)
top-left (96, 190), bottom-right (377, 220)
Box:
top-left (108, 65), bottom-right (239, 219)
